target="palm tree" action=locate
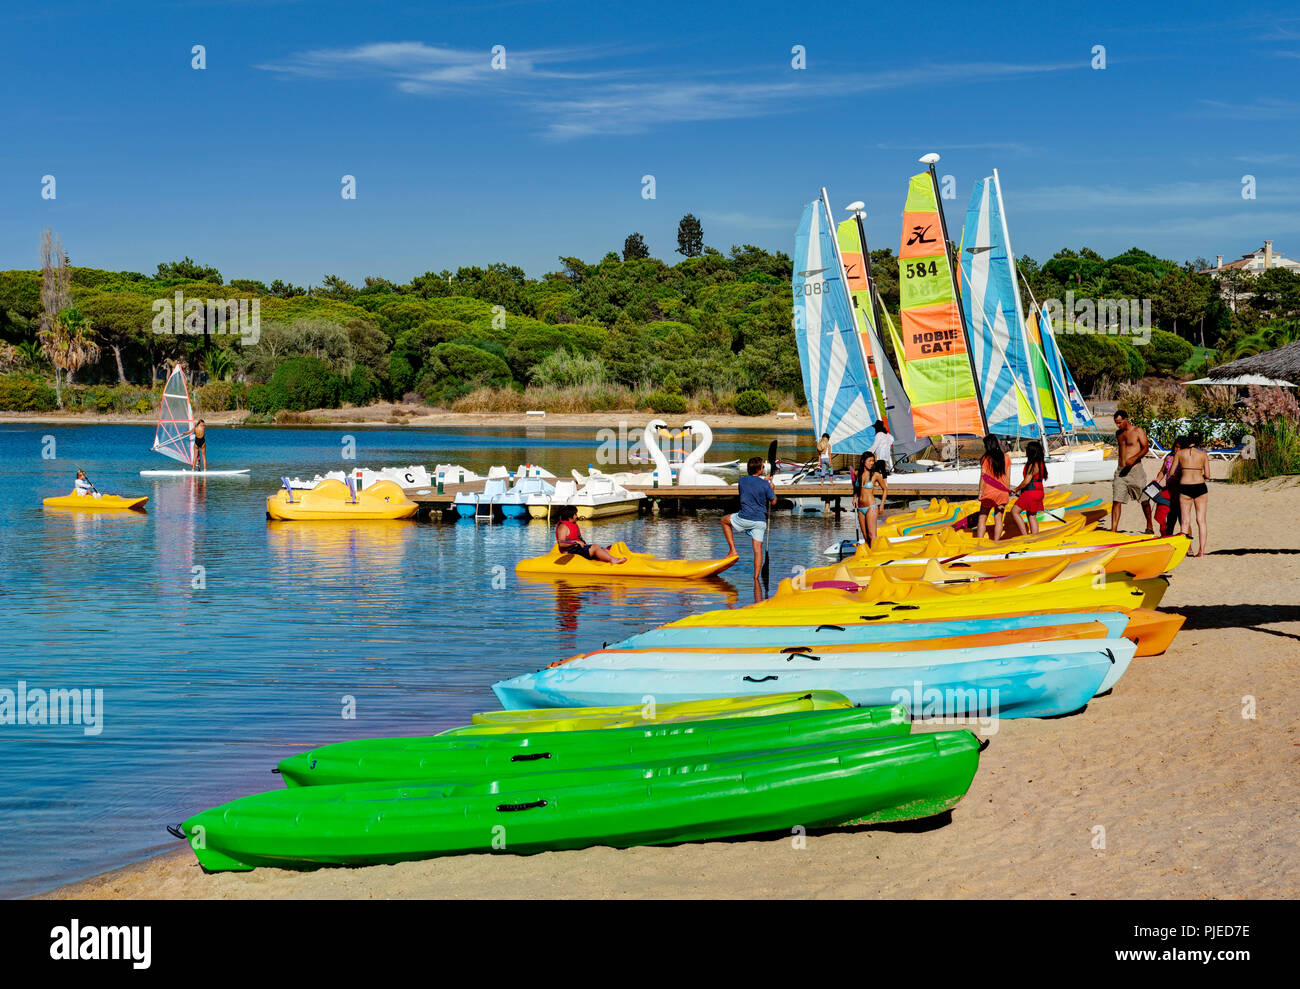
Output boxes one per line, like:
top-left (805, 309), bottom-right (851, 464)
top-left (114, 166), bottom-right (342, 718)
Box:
top-left (39, 306), bottom-right (100, 407)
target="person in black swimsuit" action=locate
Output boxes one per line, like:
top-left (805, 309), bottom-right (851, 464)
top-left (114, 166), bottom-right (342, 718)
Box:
top-left (188, 419), bottom-right (207, 471)
top-left (1174, 432), bottom-right (1210, 556)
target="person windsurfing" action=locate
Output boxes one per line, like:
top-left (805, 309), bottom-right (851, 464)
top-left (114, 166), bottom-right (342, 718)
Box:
top-left (179, 418), bottom-right (207, 471)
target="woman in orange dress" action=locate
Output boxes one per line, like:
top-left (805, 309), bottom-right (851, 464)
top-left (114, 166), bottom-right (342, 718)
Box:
top-left (976, 435), bottom-right (1010, 540)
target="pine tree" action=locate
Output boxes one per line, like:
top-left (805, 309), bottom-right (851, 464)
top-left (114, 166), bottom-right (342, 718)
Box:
top-left (622, 232), bottom-right (650, 260)
top-left (676, 214), bottom-right (703, 257)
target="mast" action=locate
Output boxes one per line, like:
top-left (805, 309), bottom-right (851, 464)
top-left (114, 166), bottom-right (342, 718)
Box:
top-left (846, 201), bottom-right (892, 428)
top-left (820, 186), bottom-right (880, 426)
top-left (921, 153), bottom-right (990, 436)
top-left (992, 168), bottom-right (1047, 445)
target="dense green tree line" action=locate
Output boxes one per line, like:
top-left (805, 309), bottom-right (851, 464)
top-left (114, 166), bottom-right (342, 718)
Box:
top-left (1, 232), bottom-right (1296, 415)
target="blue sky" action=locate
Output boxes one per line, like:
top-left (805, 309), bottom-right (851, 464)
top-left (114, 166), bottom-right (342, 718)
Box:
top-left (2, 0), bottom-right (1298, 285)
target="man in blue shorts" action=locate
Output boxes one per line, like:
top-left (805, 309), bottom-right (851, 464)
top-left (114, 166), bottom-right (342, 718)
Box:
top-left (721, 456), bottom-right (776, 594)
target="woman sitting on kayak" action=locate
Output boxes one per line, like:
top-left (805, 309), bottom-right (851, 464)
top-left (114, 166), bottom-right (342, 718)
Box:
top-left (555, 506), bottom-right (626, 564)
top-left (1007, 440), bottom-right (1047, 535)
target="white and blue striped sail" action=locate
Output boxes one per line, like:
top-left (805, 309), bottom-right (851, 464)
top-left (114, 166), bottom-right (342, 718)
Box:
top-left (960, 177), bottom-right (1041, 439)
top-left (792, 198), bottom-right (879, 453)
top-left (1037, 306), bottom-right (1097, 429)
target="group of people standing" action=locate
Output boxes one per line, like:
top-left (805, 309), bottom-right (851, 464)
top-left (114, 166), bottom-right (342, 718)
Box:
top-left (1111, 409), bottom-right (1210, 556)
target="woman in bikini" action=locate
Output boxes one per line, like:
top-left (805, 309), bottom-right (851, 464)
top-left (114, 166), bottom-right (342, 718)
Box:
top-left (852, 451), bottom-right (889, 544)
top-left (554, 505), bottom-right (626, 564)
top-left (1007, 440), bottom-right (1048, 535)
top-left (1174, 432), bottom-right (1210, 556)
top-left (976, 435), bottom-right (1010, 540)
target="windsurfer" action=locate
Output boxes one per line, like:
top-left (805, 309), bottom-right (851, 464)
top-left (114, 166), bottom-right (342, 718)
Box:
top-left (181, 419), bottom-right (208, 471)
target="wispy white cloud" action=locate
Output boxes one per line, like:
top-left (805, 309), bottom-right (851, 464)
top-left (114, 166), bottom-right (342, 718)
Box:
top-left (256, 42), bottom-right (1084, 139)
top-left (1197, 98), bottom-right (1300, 120)
top-left (1011, 180), bottom-right (1300, 212)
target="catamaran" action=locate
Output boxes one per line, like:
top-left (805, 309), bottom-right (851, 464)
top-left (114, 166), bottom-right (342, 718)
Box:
top-left (139, 364), bottom-right (250, 477)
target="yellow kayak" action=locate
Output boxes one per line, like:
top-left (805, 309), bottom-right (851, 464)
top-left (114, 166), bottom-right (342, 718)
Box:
top-left (516, 543), bottom-right (738, 580)
top-left (802, 535), bottom-right (1189, 584)
top-left (266, 479), bottom-right (417, 521)
top-left (440, 690), bottom-right (855, 735)
top-left (668, 573), bottom-right (1166, 627)
top-left (43, 491), bottom-right (148, 511)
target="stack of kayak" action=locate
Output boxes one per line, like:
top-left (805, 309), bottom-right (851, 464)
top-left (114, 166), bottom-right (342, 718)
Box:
top-left (494, 493), bottom-right (1189, 720)
top-left (175, 695), bottom-right (984, 871)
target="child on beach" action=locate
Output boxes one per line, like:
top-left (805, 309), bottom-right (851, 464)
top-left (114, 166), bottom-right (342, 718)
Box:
top-left (554, 506), bottom-right (626, 564)
top-left (1154, 436), bottom-right (1185, 537)
top-left (722, 456), bottom-right (775, 594)
top-left (1008, 440), bottom-right (1047, 535)
top-left (976, 435), bottom-right (1010, 540)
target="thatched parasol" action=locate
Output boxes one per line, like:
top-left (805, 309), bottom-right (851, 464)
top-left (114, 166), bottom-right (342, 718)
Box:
top-left (1209, 340), bottom-right (1300, 384)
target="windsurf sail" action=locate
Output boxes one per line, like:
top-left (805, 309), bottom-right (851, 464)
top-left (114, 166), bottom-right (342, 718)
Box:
top-left (792, 194), bottom-right (880, 453)
top-left (898, 171), bottom-right (986, 439)
top-left (835, 216), bottom-right (925, 456)
top-left (153, 364), bottom-right (195, 466)
top-left (960, 172), bottom-right (1043, 439)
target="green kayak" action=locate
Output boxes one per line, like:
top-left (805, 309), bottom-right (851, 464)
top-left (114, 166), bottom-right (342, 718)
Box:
top-left (278, 705), bottom-right (911, 787)
top-left (180, 731), bottom-right (982, 872)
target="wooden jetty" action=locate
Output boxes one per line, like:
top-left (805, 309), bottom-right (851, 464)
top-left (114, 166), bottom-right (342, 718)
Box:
top-left (407, 479), bottom-right (978, 520)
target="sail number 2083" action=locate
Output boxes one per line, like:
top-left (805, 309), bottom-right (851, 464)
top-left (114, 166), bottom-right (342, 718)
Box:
top-left (903, 261), bottom-right (941, 278)
top-left (792, 280), bottom-right (829, 298)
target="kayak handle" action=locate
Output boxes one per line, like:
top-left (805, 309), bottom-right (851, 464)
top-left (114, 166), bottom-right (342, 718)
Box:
top-left (166, 824), bottom-right (186, 840)
top-left (780, 645), bottom-right (814, 653)
top-left (859, 614), bottom-right (888, 621)
top-left (815, 624), bottom-right (845, 632)
top-left (510, 752), bottom-right (552, 762)
top-left (785, 652), bottom-right (820, 663)
top-left (743, 675), bottom-right (778, 683)
top-left (271, 767), bottom-right (281, 774)
top-left (1105, 648), bottom-right (1116, 664)
top-left (890, 604), bottom-right (920, 611)
top-left (978, 738), bottom-right (991, 752)
top-left (497, 799), bottom-right (548, 813)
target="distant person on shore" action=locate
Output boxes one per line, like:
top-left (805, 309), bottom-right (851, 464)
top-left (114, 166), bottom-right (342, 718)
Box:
top-left (816, 433), bottom-right (833, 484)
top-left (1174, 432), bottom-right (1211, 556)
top-left (853, 451), bottom-right (889, 543)
top-left (554, 505), bottom-right (626, 564)
top-left (74, 469), bottom-right (99, 498)
top-left (869, 419), bottom-right (894, 469)
top-left (1008, 440), bottom-right (1048, 535)
top-left (722, 456), bottom-right (775, 594)
top-left (1154, 435), bottom-right (1185, 537)
top-left (1110, 410), bottom-right (1153, 533)
top-left (977, 435), bottom-right (1010, 540)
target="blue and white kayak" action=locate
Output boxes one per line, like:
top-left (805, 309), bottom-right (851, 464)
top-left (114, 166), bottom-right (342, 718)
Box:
top-left (493, 639), bottom-right (1133, 718)
top-left (604, 610), bottom-right (1130, 651)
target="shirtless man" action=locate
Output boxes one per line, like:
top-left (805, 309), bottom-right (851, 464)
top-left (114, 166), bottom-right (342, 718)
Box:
top-left (1174, 432), bottom-right (1210, 556)
top-left (1110, 409), bottom-right (1153, 533)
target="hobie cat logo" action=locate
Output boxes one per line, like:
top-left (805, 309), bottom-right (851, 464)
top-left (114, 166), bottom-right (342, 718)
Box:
top-left (906, 224), bottom-right (938, 246)
top-left (152, 291), bottom-right (260, 344)
top-left (796, 267), bottom-right (828, 278)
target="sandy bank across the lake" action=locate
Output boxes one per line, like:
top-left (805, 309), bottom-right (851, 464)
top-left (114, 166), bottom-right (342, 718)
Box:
top-left (38, 471), bottom-right (1299, 900)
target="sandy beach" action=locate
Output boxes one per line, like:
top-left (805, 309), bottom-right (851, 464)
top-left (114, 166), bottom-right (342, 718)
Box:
top-left (36, 464), bottom-right (1299, 901)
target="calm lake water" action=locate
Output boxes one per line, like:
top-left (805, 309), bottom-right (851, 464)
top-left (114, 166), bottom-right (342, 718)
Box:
top-left (0, 421), bottom-right (859, 898)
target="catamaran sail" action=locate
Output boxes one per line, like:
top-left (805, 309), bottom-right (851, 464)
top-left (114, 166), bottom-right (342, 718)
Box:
top-left (154, 365), bottom-right (195, 466)
top-left (792, 194), bottom-right (880, 453)
top-left (960, 174), bottom-right (1043, 439)
top-left (835, 217), bottom-right (924, 456)
top-left (1036, 304), bottom-right (1098, 429)
top-left (898, 170), bottom-right (986, 439)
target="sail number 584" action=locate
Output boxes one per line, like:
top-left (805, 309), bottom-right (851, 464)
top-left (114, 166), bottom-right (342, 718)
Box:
top-left (904, 261), bottom-right (940, 278)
